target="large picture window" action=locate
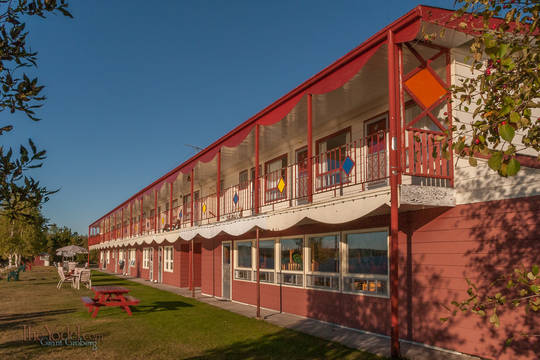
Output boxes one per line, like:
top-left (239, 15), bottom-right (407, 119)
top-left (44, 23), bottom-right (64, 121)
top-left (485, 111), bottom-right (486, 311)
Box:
top-left (307, 234), bottom-right (340, 290)
top-left (236, 241), bottom-right (252, 269)
top-left (344, 231), bottom-right (388, 296)
top-left (259, 240), bottom-right (275, 270)
top-left (280, 238), bottom-right (303, 272)
top-left (308, 235), bottom-right (339, 273)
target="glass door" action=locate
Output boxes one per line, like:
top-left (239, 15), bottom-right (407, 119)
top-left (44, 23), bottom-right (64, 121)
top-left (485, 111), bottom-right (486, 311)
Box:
top-left (222, 242), bottom-right (231, 300)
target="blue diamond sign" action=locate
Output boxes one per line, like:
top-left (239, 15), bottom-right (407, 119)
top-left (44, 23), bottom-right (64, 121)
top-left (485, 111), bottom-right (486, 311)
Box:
top-left (233, 192), bottom-right (239, 205)
top-left (341, 156), bottom-right (355, 176)
top-left (178, 209), bottom-right (182, 219)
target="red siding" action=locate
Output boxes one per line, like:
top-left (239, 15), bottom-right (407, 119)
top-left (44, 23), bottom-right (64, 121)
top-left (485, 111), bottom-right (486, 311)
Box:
top-left (94, 195), bottom-right (539, 360)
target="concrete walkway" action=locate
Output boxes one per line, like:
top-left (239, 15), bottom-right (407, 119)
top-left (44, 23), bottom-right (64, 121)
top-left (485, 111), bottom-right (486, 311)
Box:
top-left (102, 270), bottom-right (479, 360)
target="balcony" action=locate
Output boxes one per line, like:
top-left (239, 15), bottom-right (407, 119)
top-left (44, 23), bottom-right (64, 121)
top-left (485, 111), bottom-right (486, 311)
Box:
top-left (88, 130), bottom-right (454, 247)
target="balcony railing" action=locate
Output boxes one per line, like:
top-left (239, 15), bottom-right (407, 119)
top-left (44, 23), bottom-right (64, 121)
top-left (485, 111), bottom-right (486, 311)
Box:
top-left (88, 131), bottom-right (452, 246)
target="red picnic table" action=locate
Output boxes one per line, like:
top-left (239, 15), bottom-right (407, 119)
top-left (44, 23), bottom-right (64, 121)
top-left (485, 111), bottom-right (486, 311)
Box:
top-left (81, 285), bottom-right (140, 318)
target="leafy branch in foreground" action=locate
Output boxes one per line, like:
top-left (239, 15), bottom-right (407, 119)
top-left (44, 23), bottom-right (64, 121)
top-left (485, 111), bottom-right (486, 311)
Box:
top-left (0, 1), bottom-right (71, 221)
top-left (441, 265), bottom-right (539, 346)
top-left (427, 0), bottom-right (539, 176)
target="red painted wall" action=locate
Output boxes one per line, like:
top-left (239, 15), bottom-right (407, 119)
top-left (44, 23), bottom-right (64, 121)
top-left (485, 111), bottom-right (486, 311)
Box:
top-left (95, 195), bottom-right (539, 360)
top-left (201, 238), bottom-right (221, 297)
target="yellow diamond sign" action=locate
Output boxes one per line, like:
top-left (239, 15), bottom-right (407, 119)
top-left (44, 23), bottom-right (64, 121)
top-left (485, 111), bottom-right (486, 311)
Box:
top-left (277, 177), bottom-right (285, 193)
top-left (202, 204), bottom-right (207, 213)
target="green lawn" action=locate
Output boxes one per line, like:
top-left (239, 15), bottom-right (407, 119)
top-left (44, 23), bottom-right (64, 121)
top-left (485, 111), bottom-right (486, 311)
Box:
top-left (0, 267), bottom-right (383, 360)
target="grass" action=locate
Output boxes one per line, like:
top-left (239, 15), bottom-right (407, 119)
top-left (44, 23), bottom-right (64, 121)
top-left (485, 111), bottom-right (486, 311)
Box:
top-left (0, 267), bottom-right (384, 360)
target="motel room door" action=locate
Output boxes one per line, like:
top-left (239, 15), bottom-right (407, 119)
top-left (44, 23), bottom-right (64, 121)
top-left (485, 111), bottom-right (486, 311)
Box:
top-left (158, 247), bottom-right (163, 283)
top-left (365, 116), bottom-right (388, 182)
top-left (296, 147), bottom-right (308, 204)
top-left (149, 249), bottom-right (154, 281)
top-left (222, 242), bottom-right (231, 300)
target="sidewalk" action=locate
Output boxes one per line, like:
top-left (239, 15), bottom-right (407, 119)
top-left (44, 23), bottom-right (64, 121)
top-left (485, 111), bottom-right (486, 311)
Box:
top-left (102, 270), bottom-right (478, 360)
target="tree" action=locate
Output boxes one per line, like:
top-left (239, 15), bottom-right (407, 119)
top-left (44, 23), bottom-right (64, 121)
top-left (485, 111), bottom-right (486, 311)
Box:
top-left (0, 203), bottom-right (47, 264)
top-left (438, 0), bottom-right (539, 176)
top-left (438, 0), bottom-right (539, 347)
top-left (0, 0), bottom-right (71, 224)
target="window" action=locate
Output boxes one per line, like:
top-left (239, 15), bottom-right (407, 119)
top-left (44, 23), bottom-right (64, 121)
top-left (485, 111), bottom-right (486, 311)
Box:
top-left (129, 249), bottom-right (136, 267)
top-left (259, 240), bottom-right (275, 270)
top-left (239, 170), bottom-right (249, 190)
top-left (316, 128), bottom-right (351, 188)
top-left (100, 252), bottom-right (104, 263)
top-left (143, 248), bottom-right (150, 269)
top-left (164, 246), bottom-right (174, 272)
top-left (256, 239), bottom-right (275, 284)
top-left (265, 155), bottom-right (287, 202)
top-left (308, 234), bottom-right (339, 272)
top-left (343, 231), bottom-right (388, 296)
top-left (236, 241), bottom-right (252, 269)
top-left (106, 251), bottom-right (110, 264)
top-left (280, 238), bottom-right (303, 272)
top-left (307, 234), bottom-right (340, 290)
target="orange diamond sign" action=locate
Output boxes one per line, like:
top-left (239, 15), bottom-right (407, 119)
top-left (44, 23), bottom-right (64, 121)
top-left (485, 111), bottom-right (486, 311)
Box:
top-left (404, 68), bottom-right (447, 109)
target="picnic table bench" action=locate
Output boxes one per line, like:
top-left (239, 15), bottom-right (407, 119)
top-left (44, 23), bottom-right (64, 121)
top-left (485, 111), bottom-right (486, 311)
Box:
top-left (81, 286), bottom-right (139, 318)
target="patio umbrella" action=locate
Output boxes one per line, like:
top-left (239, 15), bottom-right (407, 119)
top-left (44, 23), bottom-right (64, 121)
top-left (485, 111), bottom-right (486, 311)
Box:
top-left (56, 245), bottom-right (88, 258)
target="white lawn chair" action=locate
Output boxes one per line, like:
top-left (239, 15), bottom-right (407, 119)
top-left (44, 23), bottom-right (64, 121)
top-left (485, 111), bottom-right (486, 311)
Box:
top-left (75, 270), bottom-right (92, 290)
top-left (68, 262), bottom-right (77, 273)
top-left (57, 266), bottom-right (75, 289)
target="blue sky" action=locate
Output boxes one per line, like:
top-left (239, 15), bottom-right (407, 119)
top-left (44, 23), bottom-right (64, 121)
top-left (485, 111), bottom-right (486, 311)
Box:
top-left (5, 1), bottom-right (456, 234)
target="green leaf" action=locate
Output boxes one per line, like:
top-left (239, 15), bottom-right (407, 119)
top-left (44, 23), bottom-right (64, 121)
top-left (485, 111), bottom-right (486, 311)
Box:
top-left (533, 265), bottom-right (539, 276)
top-left (507, 158), bottom-right (520, 176)
top-left (468, 157), bottom-right (478, 167)
top-left (498, 44), bottom-right (509, 58)
top-left (440, 317), bottom-right (449, 323)
top-left (530, 285), bottom-right (539, 294)
top-left (488, 152), bottom-right (503, 171)
top-left (509, 112), bottom-right (520, 124)
top-left (489, 312), bottom-right (500, 328)
top-left (500, 124), bottom-right (515, 142)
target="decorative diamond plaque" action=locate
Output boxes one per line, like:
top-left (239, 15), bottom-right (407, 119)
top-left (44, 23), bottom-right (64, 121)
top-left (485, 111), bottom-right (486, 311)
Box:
top-left (233, 193), bottom-right (239, 205)
top-left (202, 203), bottom-right (207, 213)
top-left (342, 156), bottom-right (355, 175)
top-left (178, 209), bottom-right (182, 219)
top-left (404, 68), bottom-right (447, 109)
top-left (277, 177), bottom-right (286, 193)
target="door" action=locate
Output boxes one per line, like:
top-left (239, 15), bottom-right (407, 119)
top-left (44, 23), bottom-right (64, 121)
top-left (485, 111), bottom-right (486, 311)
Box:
top-left (114, 250), bottom-right (118, 273)
top-left (222, 242), bottom-right (231, 300)
top-left (296, 147), bottom-right (308, 204)
top-left (149, 249), bottom-right (154, 281)
top-left (158, 247), bottom-right (163, 283)
top-left (365, 117), bottom-right (387, 181)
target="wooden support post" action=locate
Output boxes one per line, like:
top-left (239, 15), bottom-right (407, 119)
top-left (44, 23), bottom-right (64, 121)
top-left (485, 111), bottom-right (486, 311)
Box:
top-left (256, 227), bottom-right (261, 318)
top-left (254, 125), bottom-right (260, 214)
top-left (140, 198), bottom-right (143, 235)
top-left (169, 182), bottom-right (173, 228)
top-left (154, 189), bottom-right (158, 233)
top-left (190, 169), bottom-right (194, 227)
top-left (307, 94), bottom-right (313, 202)
top-left (217, 149), bottom-right (221, 222)
top-left (387, 29), bottom-right (400, 359)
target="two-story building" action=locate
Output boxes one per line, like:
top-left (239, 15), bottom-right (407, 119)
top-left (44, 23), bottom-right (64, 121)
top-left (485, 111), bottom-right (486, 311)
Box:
top-left (88, 6), bottom-right (539, 360)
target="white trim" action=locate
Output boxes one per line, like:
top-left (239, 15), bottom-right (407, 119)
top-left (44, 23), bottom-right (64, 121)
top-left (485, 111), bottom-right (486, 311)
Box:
top-left (163, 246), bottom-right (174, 273)
top-left (222, 241), bottom-right (232, 300)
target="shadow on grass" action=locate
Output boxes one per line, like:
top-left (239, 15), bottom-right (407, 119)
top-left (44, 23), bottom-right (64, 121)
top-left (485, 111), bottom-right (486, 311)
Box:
top-left (0, 309), bottom-right (77, 322)
top-left (185, 328), bottom-right (382, 360)
top-left (131, 301), bottom-right (193, 314)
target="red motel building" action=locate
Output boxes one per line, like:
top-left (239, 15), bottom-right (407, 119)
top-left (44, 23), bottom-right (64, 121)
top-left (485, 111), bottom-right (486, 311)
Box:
top-left (89, 6), bottom-right (539, 359)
